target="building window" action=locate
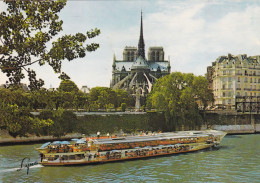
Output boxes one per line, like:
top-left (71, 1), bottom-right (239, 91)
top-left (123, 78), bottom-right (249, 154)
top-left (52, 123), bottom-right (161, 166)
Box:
top-left (244, 78), bottom-right (248, 83)
top-left (223, 70), bottom-right (226, 75)
top-left (250, 78), bottom-right (252, 83)
top-left (238, 77), bottom-right (240, 82)
top-left (237, 92), bottom-right (240, 96)
top-left (223, 92), bottom-right (226, 97)
top-left (228, 92), bottom-right (231, 97)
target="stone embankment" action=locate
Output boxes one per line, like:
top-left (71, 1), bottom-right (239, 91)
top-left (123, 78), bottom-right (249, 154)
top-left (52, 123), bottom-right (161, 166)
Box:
top-left (0, 130), bottom-right (82, 145)
top-left (201, 124), bottom-right (260, 134)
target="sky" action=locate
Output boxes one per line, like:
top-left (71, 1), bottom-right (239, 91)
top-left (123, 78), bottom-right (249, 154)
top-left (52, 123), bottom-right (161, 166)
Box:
top-left (1, 0), bottom-right (260, 89)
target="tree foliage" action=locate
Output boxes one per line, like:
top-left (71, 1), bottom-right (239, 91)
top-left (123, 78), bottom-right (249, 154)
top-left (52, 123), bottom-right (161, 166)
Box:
top-left (0, 0), bottom-right (100, 90)
top-left (58, 79), bottom-right (79, 92)
top-left (89, 87), bottom-right (134, 110)
top-left (147, 72), bottom-right (214, 130)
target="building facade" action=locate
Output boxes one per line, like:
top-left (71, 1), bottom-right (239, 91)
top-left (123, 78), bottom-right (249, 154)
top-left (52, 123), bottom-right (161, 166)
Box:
top-left (207, 53), bottom-right (260, 109)
top-left (110, 13), bottom-right (171, 109)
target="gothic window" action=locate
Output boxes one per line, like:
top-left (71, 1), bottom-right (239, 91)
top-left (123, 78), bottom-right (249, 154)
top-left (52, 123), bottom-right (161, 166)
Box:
top-left (131, 52), bottom-right (134, 61)
top-left (121, 66), bottom-right (126, 72)
top-left (156, 51), bottom-right (159, 61)
top-left (151, 51), bottom-right (155, 61)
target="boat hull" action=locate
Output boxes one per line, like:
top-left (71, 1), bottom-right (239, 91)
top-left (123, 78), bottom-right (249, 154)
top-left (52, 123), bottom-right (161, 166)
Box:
top-left (39, 143), bottom-right (214, 166)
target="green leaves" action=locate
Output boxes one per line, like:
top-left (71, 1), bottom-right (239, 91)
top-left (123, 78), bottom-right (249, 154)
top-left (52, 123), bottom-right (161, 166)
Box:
top-left (0, 0), bottom-right (100, 89)
top-left (58, 79), bottom-right (79, 92)
top-left (147, 72), bottom-right (214, 130)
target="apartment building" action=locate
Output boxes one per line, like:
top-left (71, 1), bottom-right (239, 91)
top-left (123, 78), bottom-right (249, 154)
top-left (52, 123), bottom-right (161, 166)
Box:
top-left (207, 54), bottom-right (260, 109)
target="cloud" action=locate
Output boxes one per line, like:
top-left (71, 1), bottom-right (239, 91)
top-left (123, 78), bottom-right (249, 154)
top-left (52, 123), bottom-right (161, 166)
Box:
top-left (139, 1), bottom-right (260, 75)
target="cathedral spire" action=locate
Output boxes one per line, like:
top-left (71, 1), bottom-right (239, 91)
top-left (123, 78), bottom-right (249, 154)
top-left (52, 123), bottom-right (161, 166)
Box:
top-left (138, 10), bottom-right (145, 59)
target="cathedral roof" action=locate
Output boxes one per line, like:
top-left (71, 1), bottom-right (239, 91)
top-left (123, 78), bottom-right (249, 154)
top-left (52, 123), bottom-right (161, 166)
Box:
top-left (131, 56), bottom-right (149, 70)
top-left (114, 60), bottom-right (169, 72)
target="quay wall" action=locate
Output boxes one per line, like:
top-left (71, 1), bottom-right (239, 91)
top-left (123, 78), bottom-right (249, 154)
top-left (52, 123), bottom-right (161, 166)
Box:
top-left (1, 112), bottom-right (259, 144)
top-left (0, 131), bottom-right (82, 145)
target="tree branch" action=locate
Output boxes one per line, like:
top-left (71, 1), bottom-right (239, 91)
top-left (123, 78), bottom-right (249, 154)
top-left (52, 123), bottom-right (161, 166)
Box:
top-left (1, 58), bottom-right (43, 71)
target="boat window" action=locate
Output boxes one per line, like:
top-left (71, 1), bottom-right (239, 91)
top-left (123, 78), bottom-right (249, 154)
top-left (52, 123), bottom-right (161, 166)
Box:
top-left (69, 155), bottom-right (76, 160)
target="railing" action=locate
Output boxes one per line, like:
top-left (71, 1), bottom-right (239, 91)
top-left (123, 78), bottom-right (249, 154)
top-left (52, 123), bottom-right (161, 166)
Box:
top-left (244, 88), bottom-right (260, 91)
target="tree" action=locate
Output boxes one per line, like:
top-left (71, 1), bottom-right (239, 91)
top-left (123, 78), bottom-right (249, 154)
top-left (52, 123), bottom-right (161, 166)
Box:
top-left (0, 0), bottom-right (100, 90)
top-left (147, 72), bottom-right (214, 131)
top-left (0, 103), bottom-right (53, 137)
top-left (121, 103), bottom-right (126, 112)
top-left (58, 80), bottom-right (79, 92)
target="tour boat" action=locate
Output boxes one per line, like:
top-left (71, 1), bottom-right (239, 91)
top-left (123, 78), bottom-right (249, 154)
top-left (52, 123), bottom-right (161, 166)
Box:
top-left (36, 130), bottom-right (226, 166)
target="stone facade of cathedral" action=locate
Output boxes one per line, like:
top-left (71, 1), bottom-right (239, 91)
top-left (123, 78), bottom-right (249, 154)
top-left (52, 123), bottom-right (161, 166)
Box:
top-left (110, 12), bottom-right (171, 109)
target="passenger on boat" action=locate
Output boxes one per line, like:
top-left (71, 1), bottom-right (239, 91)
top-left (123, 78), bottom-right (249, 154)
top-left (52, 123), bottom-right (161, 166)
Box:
top-left (97, 131), bottom-right (100, 139)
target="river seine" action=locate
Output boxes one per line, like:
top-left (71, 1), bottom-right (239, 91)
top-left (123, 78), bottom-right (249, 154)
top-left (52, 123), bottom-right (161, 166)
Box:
top-left (0, 134), bottom-right (259, 183)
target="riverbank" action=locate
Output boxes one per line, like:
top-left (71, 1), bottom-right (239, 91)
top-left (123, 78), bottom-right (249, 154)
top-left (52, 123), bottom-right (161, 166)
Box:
top-left (1, 112), bottom-right (260, 145)
top-left (1, 124), bottom-right (260, 145)
top-left (0, 130), bottom-right (82, 145)
top-left (201, 124), bottom-right (260, 134)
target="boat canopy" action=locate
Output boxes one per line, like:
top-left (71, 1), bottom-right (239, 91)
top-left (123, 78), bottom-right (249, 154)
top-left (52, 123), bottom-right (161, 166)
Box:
top-left (52, 141), bottom-right (61, 145)
top-left (76, 139), bottom-right (86, 144)
top-left (71, 138), bottom-right (80, 141)
top-left (60, 141), bottom-right (70, 145)
top-left (40, 142), bottom-right (51, 148)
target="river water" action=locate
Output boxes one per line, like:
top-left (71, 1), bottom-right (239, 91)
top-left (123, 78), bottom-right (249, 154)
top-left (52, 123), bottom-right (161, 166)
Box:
top-left (0, 134), bottom-right (259, 183)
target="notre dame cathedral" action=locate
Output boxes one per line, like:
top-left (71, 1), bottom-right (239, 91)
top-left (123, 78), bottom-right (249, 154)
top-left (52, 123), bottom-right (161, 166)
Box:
top-left (110, 12), bottom-right (171, 109)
